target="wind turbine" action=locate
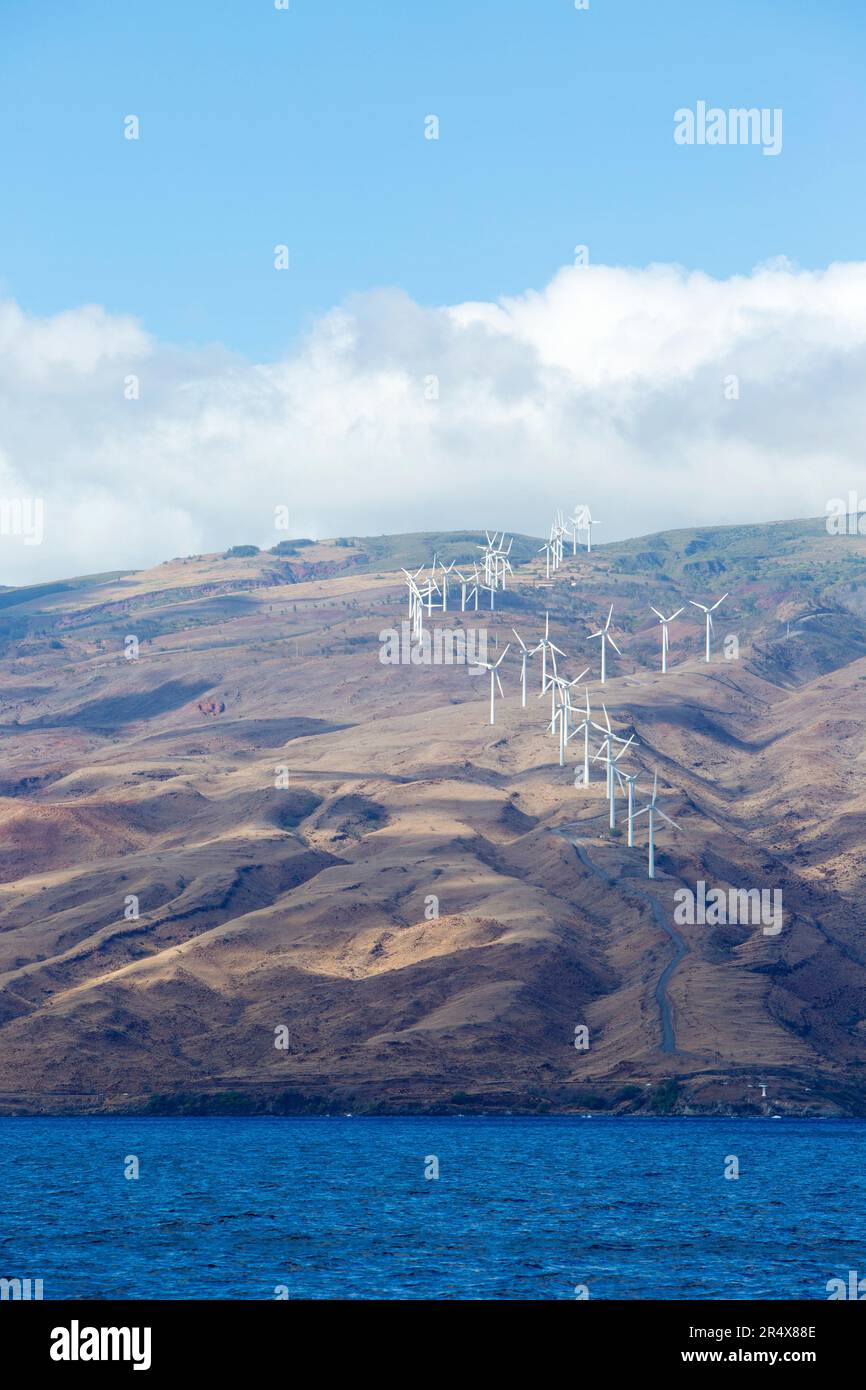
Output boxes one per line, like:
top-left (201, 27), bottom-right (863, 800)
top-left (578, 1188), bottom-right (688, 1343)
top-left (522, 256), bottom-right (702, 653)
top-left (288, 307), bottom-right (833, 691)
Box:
top-left (454, 568), bottom-right (471, 612)
top-left (689, 594), bottom-right (728, 663)
top-left (401, 566), bottom-right (426, 641)
top-left (494, 535), bottom-right (514, 589)
top-left (615, 767), bottom-right (641, 847)
top-left (467, 563), bottom-right (481, 610)
top-left (632, 771), bottom-right (680, 879)
top-left (417, 572), bottom-right (442, 617)
top-left (578, 507), bottom-right (600, 553)
top-left (478, 532), bottom-right (513, 593)
top-left (530, 612), bottom-right (566, 690)
top-left (478, 533), bottom-right (496, 588)
top-left (471, 645), bottom-right (510, 725)
top-left (571, 688), bottom-right (594, 787)
top-left (538, 539), bottom-right (555, 579)
top-left (594, 731), bottom-right (635, 830)
top-left (650, 605), bottom-right (684, 674)
top-left (588, 604), bottom-right (622, 684)
top-left (543, 669), bottom-right (590, 765)
top-left (438, 559), bottom-right (456, 612)
top-left (550, 512), bottom-right (567, 569)
top-left (511, 629), bottom-right (532, 707)
top-left (590, 703), bottom-right (635, 829)
top-left (567, 506), bottom-right (585, 556)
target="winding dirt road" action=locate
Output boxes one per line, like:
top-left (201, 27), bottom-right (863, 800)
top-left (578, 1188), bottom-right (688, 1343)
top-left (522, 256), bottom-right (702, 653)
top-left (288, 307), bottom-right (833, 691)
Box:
top-left (561, 831), bottom-right (688, 1054)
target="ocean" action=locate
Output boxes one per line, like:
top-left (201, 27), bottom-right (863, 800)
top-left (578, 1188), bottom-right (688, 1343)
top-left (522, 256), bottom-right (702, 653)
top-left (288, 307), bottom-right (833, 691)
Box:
top-left (1, 1115), bottom-right (862, 1300)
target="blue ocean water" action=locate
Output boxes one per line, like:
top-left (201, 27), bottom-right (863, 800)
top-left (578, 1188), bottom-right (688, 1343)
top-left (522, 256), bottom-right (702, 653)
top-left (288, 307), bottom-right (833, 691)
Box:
top-left (0, 1115), bottom-right (862, 1300)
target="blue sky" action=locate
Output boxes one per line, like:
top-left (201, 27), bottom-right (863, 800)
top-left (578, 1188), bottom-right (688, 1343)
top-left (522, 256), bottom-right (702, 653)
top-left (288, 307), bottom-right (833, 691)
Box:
top-left (1, 0), bottom-right (862, 358)
top-left (1, 0), bottom-right (865, 584)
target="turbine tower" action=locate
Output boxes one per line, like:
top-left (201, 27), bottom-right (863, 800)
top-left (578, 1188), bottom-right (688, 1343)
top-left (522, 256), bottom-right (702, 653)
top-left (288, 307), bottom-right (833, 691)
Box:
top-left (470, 645), bottom-right (510, 725)
top-left (589, 604), bottom-right (622, 684)
top-left (632, 770), bottom-right (680, 879)
top-left (538, 539), bottom-right (555, 579)
top-left (543, 669), bottom-right (590, 766)
top-left (590, 703), bottom-right (635, 829)
top-left (438, 559), bottom-right (456, 612)
top-left (511, 629), bottom-right (532, 708)
top-left (650, 605), bottom-right (684, 674)
top-left (689, 594), bottom-right (728, 663)
top-left (530, 612), bottom-right (566, 691)
top-left (578, 506), bottom-right (600, 553)
top-left (615, 767), bottom-right (640, 847)
top-left (571, 688), bottom-right (594, 787)
top-left (568, 505), bottom-right (588, 555)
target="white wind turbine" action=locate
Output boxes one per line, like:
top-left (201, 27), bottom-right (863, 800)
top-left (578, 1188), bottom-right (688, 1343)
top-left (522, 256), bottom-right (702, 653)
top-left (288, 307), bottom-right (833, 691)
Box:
top-left (571, 688), bottom-right (594, 787)
top-left (567, 506), bottom-right (584, 556)
top-left (493, 535), bottom-right (514, 589)
top-left (632, 770), bottom-right (680, 879)
top-left (409, 582), bottom-right (424, 641)
top-left (511, 629), bottom-right (533, 708)
top-left (401, 566), bottom-right (426, 641)
top-left (465, 563), bottom-right (481, 611)
top-left (543, 668), bottom-right (590, 766)
top-left (614, 766), bottom-right (640, 847)
top-left (551, 512), bottom-right (567, 569)
top-left (650, 605), bottom-right (684, 674)
top-left (477, 533), bottom-right (495, 589)
top-left (594, 731), bottom-right (635, 830)
top-left (578, 506), bottom-right (600, 553)
top-left (538, 538), bottom-right (556, 579)
top-left (689, 594), bottom-right (729, 663)
top-left (471, 645), bottom-right (510, 725)
top-left (530, 612), bottom-right (566, 691)
top-left (418, 572), bottom-right (442, 617)
top-left (590, 703), bottom-right (635, 829)
top-left (437, 559), bottom-right (456, 612)
top-left (454, 568), bottom-right (471, 612)
top-left (478, 531), bottom-right (513, 592)
top-left (588, 604), bottom-right (622, 684)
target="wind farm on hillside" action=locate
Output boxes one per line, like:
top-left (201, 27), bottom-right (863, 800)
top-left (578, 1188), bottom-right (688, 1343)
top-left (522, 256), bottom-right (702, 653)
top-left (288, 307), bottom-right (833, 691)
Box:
top-left (404, 524), bottom-right (727, 879)
top-left (0, 512), bottom-right (865, 1117)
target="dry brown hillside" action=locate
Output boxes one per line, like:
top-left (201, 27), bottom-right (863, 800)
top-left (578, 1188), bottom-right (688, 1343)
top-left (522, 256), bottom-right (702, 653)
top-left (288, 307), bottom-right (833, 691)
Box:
top-left (0, 521), bottom-right (865, 1115)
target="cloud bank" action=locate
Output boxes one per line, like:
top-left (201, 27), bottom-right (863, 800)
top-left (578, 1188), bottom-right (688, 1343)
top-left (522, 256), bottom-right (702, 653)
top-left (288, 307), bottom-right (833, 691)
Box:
top-left (1, 258), bottom-right (865, 583)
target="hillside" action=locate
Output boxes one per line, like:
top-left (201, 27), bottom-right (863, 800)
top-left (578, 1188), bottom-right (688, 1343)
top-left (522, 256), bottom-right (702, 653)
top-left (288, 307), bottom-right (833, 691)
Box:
top-left (0, 515), bottom-right (865, 1115)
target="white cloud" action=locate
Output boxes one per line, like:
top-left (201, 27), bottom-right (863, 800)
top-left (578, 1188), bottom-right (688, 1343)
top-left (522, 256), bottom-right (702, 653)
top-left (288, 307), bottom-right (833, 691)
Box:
top-left (0, 259), bottom-right (864, 583)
